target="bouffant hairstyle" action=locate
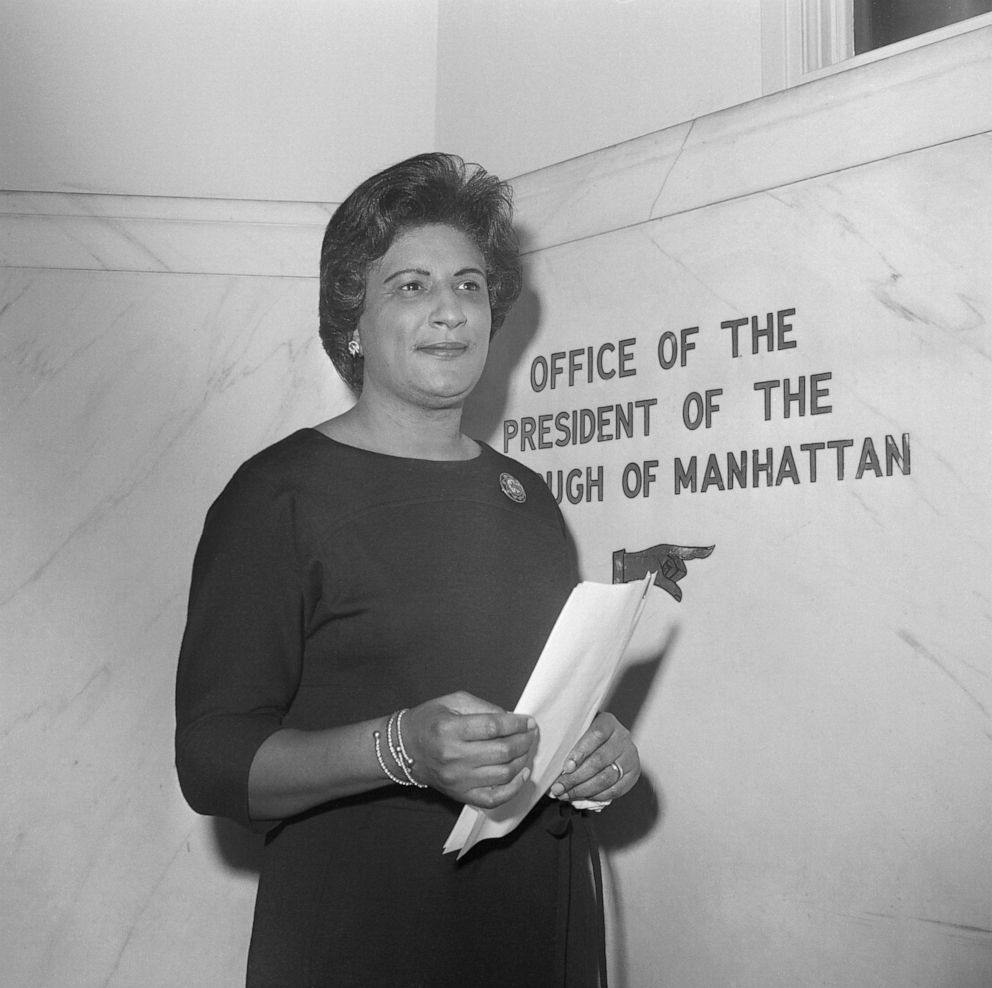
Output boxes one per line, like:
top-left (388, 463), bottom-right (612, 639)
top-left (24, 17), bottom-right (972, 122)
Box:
top-left (318, 152), bottom-right (522, 392)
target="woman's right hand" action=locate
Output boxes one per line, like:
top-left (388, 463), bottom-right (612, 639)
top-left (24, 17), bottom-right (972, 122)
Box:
top-left (402, 692), bottom-right (539, 809)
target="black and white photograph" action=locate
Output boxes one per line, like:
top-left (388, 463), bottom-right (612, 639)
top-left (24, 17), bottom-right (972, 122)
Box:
top-left (2, 2), bottom-right (990, 985)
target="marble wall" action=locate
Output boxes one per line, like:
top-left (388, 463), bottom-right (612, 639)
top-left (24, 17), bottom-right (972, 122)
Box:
top-left (0, 196), bottom-right (353, 985)
top-left (1, 25), bottom-right (990, 988)
top-left (464, 26), bottom-right (992, 988)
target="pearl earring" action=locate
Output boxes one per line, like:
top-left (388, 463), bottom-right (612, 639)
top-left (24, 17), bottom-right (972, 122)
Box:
top-left (348, 339), bottom-right (362, 357)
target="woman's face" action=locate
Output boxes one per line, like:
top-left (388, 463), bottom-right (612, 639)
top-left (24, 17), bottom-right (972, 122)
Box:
top-left (355, 223), bottom-right (492, 412)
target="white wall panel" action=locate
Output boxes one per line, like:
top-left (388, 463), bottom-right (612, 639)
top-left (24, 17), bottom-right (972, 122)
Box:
top-left (464, 28), bottom-right (992, 987)
top-left (0, 0), bottom-right (438, 202)
top-left (0, 204), bottom-right (352, 986)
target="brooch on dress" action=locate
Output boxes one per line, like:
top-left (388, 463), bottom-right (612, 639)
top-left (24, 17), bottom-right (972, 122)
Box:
top-left (499, 472), bottom-right (526, 503)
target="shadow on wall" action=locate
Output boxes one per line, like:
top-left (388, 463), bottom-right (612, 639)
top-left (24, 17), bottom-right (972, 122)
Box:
top-left (597, 626), bottom-right (679, 852)
top-left (461, 225), bottom-right (543, 443)
top-left (212, 817), bottom-right (265, 874)
top-left (598, 632), bottom-right (678, 988)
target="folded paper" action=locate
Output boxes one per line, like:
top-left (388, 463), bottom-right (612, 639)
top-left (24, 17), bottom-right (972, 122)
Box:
top-left (443, 571), bottom-right (655, 858)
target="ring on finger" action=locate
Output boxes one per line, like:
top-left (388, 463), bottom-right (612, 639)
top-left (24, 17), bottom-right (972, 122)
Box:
top-left (610, 761), bottom-right (624, 784)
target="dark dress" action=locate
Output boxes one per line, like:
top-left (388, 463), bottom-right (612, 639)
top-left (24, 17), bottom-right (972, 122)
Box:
top-left (175, 429), bottom-right (605, 987)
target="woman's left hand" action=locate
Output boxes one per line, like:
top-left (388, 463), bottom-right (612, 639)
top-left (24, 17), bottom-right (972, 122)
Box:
top-left (548, 711), bottom-right (640, 802)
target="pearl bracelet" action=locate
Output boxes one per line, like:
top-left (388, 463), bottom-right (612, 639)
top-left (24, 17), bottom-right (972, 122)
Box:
top-left (395, 709), bottom-right (416, 769)
top-left (374, 710), bottom-right (427, 788)
top-left (373, 728), bottom-right (410, 786)
top-left (388, 709), bottom-right (427, 788)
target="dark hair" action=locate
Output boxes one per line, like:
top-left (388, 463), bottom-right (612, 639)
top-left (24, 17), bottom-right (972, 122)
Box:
top-left (318, 152), bottom-right (522, 392)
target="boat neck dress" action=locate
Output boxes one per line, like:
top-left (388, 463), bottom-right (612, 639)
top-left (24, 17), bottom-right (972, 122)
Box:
top-left (175, 428), bottom-right (606, 987)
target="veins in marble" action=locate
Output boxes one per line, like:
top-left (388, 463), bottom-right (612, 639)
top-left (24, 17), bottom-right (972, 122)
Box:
top-left (2, 283), bottom-right (317, 607)
top-left (4, 299), bottom-right (142, 413)
top-left (136, 588), bottom-right (186, 639)
top-left (104, 834), bottom-right (194, 984)
top-left (768, 185), bottom-right (990, 362)
top-left (847, 490), bottom-right (885, 529)
top-left (0, 280), bottom-right (31, 322)
top-left (872, 287), bottom-right (990, 363)
top-left (50, 825), bottom-right (198, 988)
top-left (639, 225), bottom-right (738, 311)
top-left (837, 377), bottom-right (962, 486)
top-left (48, 196), bottom-right (173, 272)
top-left (897, 629), bottom-right (991, 741)
top-left (0, 661), bottom-right (110, 742)
top-left (959, 644), bottom-right (992, 685)
top-left (101, 215), bottom-right (172, 272)
top-left (862, 911), bottom-right (992, 942)
top-left (50, 213), bottom-right (111, 269)
top-left (846, 383), bottom-right (975, 493)
top-left (1, 433), bottom-right (166, 611)
top-left (648, 119), bottom-right (695, 220)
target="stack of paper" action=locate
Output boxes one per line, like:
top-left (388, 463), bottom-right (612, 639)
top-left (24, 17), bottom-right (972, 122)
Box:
top-left (443, 571), bottom-right (655, 858)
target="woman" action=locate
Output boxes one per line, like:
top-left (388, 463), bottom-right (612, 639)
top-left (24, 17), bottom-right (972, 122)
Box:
top-left (175, 153), bottom-right (641, 987)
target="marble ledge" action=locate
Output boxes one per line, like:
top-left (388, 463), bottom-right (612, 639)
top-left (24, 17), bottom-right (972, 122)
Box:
top-left (0, 193), bottom-right (337, 277)
top-left (511, 25), bottom-right (992, 254)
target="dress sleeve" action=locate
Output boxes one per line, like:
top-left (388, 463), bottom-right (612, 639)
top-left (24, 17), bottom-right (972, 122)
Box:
top-left (175, 464), bottom-right (309, 828)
